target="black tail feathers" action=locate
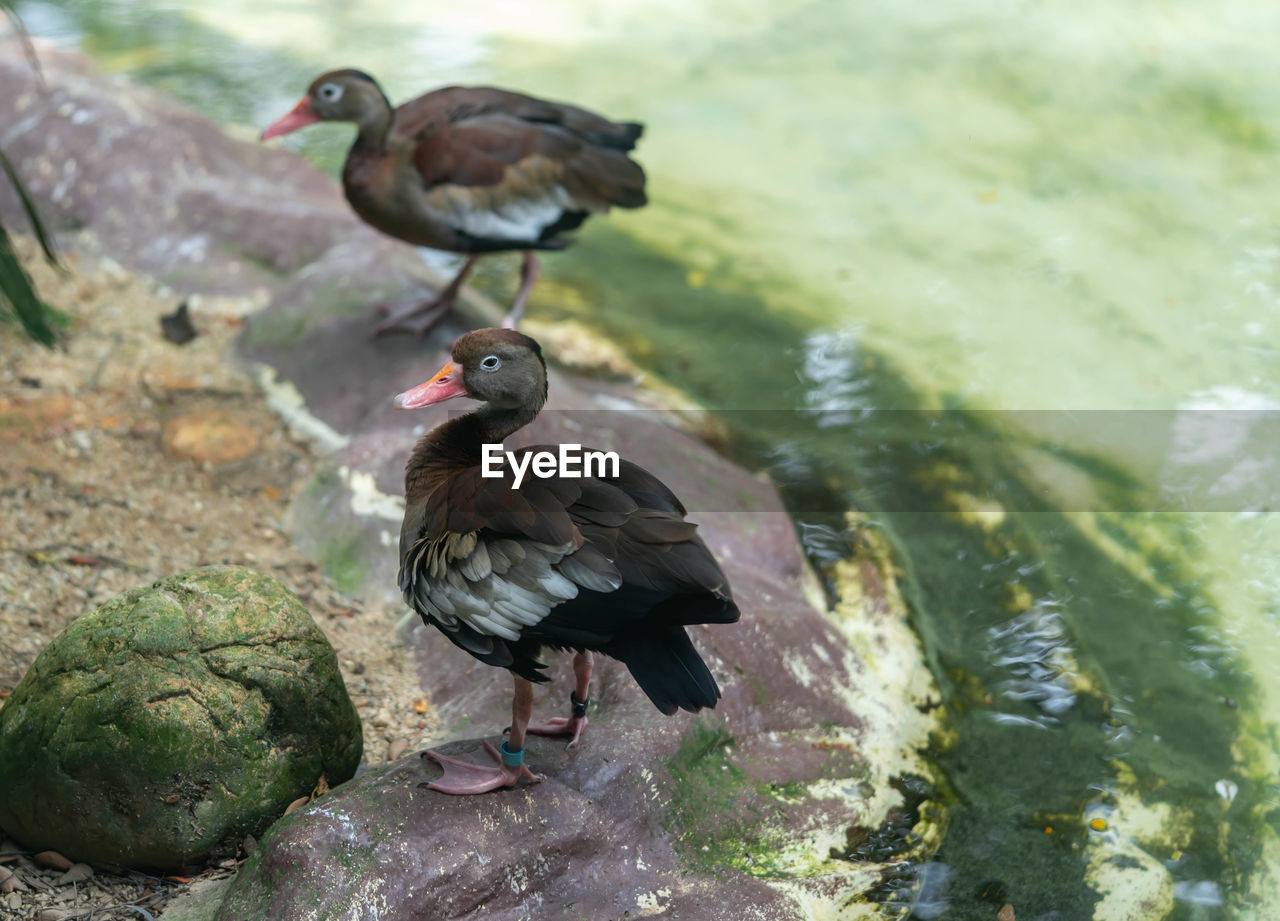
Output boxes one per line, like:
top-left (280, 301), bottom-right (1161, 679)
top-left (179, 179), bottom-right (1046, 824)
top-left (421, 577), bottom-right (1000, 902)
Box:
top-left (611, 626), bottom-right (721, 715)
top-left (589, 121), bottom-right (644, 151)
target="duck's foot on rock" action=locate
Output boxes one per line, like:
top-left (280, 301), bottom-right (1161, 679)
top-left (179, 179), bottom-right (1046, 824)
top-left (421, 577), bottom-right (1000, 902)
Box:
top-left (418, 741), bottom-right (540, 795)
top-left (371, 294), bottom-right (454, 338)
top-left (527, 715), bottom-right (588, 749)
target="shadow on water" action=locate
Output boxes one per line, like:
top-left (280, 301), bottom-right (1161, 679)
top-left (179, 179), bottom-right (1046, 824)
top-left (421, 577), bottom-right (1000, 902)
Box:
top-left (537, 231), bottom-right (1263, 919)
top-left (527, 224), bottom-right (816, 411)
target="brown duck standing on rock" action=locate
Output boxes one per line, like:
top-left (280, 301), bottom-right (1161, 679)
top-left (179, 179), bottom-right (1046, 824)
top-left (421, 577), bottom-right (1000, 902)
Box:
top-left (395, 328), bottom-right (738, 794)
top-left (261, 70), bottom-right (647, 334)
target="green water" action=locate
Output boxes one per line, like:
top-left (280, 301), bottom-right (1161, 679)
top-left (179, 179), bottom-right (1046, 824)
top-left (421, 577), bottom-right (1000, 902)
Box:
top-left (19, 0), bottom-right (1280, 916)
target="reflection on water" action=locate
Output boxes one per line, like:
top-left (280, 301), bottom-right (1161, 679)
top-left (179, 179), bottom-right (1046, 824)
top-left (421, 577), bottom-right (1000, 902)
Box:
top-left (987, 598), bottom-right (1077, 725)
top-left (17, 0), bottom-right (1280, 915)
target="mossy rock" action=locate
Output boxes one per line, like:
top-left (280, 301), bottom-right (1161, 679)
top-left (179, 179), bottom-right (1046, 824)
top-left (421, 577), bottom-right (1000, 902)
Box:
top-left (0, 565), bottom-right (362, 870)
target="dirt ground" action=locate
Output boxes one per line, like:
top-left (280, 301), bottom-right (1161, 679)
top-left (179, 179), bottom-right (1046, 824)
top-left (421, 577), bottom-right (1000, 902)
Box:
top-left (0, 236), bottom-right (440, 918)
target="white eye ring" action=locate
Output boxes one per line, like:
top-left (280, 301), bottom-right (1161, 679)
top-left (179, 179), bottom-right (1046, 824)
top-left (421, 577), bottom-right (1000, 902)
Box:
top-left (317, 82), bottom-right (344, 103)
top-left (480, 355), bottom-right (501, 371)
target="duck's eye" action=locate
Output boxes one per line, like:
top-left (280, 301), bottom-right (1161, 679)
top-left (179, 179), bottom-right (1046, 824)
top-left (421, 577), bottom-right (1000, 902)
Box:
top-left (317, 82), bottom-right (344, 103)
top-left (480, 355), bottom-right (502, 371)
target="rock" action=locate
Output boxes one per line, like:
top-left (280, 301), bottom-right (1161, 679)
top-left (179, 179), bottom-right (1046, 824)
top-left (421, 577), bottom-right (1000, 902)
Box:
top-left (56, 863), bottom-right (92, 885)
top-left (211, 491), bottom-right (939, 920)
top-left (1084, 793), bottom-right (1178, 921)
top-left (0, 566), bottom-right (362, 870)
top-left (157, 875), bottom-right (233, 921)
top-left (161, 410), bottom-right (260, 463)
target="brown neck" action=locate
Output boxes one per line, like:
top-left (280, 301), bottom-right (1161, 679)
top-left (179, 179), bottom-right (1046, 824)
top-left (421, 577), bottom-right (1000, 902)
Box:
top-left (404, 403), bottom-right (541, 504)
top-left (352, 98), bottom-right (394, 152)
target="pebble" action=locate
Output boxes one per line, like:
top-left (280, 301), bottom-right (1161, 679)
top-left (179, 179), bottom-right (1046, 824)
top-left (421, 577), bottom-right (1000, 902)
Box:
top-left (57, 864), bottom-right (93, 885)
top-left (161, 410), bottom-right (259, 463)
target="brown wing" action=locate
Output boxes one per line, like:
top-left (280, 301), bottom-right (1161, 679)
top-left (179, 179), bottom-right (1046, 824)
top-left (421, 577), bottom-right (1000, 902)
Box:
top-left (388, 87), bottom-right (645, 250)
top-left (399, 448), bottom-right (737, 709)
top-left (395, 86), bottom-right (644, 154)
top-left (401, 450), bottom-right (730, 635)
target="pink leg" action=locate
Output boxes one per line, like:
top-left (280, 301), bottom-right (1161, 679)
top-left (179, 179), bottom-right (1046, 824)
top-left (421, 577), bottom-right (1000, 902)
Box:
top-left (528, 651), bottom-right (592, 748)
top-left (420, 676), bottom-right (540, 795)
top-left (500, 251), bottom-right (539, 330)
top-left (374, 255), bottom-right (480, 337)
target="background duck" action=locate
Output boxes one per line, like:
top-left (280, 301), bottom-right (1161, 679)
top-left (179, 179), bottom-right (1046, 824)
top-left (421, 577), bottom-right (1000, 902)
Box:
top-left (262, 70), bottom-right (646, 335)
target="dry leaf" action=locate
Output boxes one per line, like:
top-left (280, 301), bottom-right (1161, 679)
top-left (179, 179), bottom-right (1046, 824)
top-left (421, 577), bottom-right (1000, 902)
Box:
top-left (283, 795), bottom-right (310, 816)
top-left (32, 851), bottom-right (73, 871)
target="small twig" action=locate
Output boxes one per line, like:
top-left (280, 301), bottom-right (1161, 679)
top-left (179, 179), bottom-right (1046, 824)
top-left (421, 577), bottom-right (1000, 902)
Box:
top-left (86, 332), bottom-right (123, 391)
top-left (136, 372), bottom-right (173, 406)
top-left (21, 468), bottom-right (133, 510)
top-left (27, 543), bottom-right (138, 570)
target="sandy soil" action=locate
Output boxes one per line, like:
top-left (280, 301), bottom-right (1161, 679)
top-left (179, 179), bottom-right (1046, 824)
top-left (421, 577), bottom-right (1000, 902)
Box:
top-left (0, 236), bottom-right (438, 918)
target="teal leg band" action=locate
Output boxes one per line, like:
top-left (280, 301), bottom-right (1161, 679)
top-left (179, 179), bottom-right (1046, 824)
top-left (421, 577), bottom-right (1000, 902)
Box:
top-left (500, 741), bottom-right (525, 767)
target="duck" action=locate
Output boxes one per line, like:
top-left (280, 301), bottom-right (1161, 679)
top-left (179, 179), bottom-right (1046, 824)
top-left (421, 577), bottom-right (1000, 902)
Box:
top-left (395, 328), bottom-right (738, 794)
top-left (261, 70), bottom-right (647, 335)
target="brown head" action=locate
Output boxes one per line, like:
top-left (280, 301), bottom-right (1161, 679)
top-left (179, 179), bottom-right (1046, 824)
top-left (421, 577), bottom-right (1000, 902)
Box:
top-left (394, 329), bottom-right (547, 414)
top-left (260, 69), bottom-right (394, 140)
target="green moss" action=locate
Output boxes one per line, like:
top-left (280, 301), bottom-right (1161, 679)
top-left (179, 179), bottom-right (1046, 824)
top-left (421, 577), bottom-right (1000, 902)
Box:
top-left (242, 305), bottom-right (309, 349)
top-left (243, 281), bottom-right (401, 350)
top-left (0, 566), bottom-right (362, 870)
top-left (662, 717), bottom-right (793, 877)
top-left (316, 533), bottom-right (371, 596)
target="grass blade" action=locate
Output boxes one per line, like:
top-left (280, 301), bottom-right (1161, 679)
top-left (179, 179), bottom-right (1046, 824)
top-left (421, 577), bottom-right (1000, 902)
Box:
top-left (0, 223), bottom-right (66, 347)
top-left (0, 146), bottom-right (60, 267)
top-left (0, 1), bottom-right (66, 346)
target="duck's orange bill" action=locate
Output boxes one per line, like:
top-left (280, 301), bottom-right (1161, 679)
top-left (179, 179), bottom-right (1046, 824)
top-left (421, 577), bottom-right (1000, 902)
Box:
top-left (261, 97), bottom-right (319, 140)
top-left (395, 361), bottom-right (469, 409)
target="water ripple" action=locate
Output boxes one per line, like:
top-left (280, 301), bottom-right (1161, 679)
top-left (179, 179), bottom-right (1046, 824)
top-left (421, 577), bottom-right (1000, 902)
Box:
top-left (986, 598), bottom-right (1078, 724)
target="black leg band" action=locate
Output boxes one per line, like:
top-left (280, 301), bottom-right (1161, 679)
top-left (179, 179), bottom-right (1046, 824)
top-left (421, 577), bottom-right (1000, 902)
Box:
top-left (570, 691), bottom-right (589, 719)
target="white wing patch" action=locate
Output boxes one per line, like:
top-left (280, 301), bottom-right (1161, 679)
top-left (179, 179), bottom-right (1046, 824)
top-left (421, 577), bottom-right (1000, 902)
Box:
top-left (404, 532), bottom-right (581, 642)
top-left (426, 184), bottom-right (579, 243)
